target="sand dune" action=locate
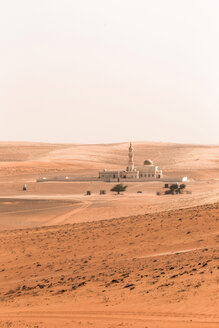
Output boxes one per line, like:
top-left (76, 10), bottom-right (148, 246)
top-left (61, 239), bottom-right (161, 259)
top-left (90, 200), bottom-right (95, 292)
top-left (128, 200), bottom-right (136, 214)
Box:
top-left (0, 141), bottom-right (218, 179)
top-left (0, 141), bottom-right (218, 327)
top-left (0, 141), bottom-right (218, 230)
top-left (0, 203), bottom-right (218, 327)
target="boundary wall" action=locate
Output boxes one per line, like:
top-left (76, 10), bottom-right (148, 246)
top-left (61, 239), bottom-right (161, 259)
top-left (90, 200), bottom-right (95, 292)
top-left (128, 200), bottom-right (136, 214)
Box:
top-left (36, 176), bottom-right (187, 183)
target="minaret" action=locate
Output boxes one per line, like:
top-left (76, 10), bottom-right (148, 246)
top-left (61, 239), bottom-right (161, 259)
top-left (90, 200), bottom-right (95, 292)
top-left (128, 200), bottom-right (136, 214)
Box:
top-left (127, 142), bottom-right (135, 171)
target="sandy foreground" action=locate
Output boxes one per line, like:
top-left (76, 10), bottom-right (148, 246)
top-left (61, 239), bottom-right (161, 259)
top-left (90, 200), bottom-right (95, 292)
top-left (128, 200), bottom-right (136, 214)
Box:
top-left (0, 141), bottom-right (218, 327)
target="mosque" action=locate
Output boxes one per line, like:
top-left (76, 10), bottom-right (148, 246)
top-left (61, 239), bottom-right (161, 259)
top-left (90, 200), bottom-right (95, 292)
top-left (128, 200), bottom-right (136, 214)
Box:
top-left (37, 143), bottom-right (187, 183)
top-left (99, 143), bottom-right (163, 182)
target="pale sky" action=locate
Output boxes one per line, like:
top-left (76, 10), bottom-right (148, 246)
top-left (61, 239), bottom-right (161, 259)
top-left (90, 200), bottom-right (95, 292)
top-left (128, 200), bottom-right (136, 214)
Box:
top-left (1, 0), bottom-right (219, 144)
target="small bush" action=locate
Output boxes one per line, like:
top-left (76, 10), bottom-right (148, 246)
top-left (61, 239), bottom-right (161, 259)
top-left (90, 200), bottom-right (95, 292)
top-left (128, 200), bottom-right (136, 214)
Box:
top-left (170, 184), bottom-right (178, 190)
top-left (180, 184), bottom-right (186, 189)
top-left (110, 184), bottom-right (127, 194)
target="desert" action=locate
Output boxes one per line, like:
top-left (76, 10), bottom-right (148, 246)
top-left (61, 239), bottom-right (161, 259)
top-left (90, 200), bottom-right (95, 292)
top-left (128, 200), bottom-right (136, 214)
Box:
top-left (0, 141), bottom-right (218, 327)
top-left (2, 0), bottom-right (219, 326)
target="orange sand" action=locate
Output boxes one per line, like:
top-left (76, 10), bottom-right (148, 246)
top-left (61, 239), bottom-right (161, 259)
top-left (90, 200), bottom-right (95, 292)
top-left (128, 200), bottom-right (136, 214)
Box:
top-left (0, 141), bottom-right (218, 327)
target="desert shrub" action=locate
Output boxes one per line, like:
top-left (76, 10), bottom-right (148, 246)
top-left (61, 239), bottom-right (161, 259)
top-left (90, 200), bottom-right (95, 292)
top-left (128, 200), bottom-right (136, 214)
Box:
top-left (110, 184), bottom-right (127, 194)
top-left (165, 189), bottom-right (173, 195)
top-left (180, 184), bottom-right (186, 189)
top-left (170, 184), bottom-right (178, 190)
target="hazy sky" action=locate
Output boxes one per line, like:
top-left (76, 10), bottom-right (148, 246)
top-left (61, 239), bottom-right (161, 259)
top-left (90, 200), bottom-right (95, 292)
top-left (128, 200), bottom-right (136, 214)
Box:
top-left (1, 0), bottom-right (219, 144)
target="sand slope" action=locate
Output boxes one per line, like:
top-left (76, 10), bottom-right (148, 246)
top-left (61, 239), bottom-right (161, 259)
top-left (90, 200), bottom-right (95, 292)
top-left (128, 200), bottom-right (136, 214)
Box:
top-left (0, 141), bottom-right (218, 230)
top-left (0, 203), bottom-right (218, 327)
top-left (0, 141), bottom-right (218, 179)
top-left (0, 141), bottom-right (218, 327)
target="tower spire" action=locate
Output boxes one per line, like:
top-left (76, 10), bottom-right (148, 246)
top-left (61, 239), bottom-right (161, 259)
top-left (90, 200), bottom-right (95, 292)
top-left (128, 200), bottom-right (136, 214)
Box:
top-left (127, 142), bottom-right (134, 171)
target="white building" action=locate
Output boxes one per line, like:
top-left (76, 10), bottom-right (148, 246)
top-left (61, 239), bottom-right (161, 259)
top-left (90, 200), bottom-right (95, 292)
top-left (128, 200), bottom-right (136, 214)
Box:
top-left (99, 143), bottom-right (163, 182)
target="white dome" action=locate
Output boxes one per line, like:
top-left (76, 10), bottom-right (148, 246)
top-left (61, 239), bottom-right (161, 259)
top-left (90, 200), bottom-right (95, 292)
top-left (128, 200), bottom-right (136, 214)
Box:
top-left (144, 159), bottom-right (153, 165)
